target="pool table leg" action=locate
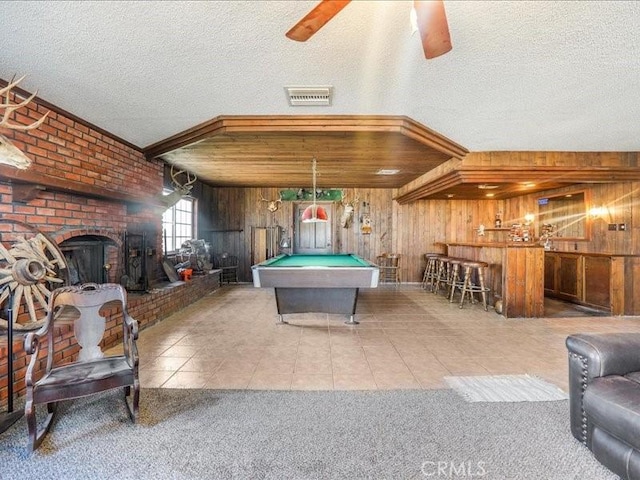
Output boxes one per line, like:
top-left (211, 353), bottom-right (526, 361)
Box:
top-left (345, 315), bottom-right (359, 325)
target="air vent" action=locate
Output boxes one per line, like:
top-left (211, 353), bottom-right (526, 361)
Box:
top-left (285, 86), bottom-right (333, 106)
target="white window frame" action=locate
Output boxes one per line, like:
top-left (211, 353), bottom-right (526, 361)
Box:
top-left (162, 190), bottom-right (196, 254)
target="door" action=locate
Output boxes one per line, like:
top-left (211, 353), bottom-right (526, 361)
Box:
top-left (294, 202), bottom-right (333, 254)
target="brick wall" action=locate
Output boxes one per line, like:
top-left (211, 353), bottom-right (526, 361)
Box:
top-left (4, 92), bottom-right (160, 197)
top-left (0, 82), bottom-right (215, 408)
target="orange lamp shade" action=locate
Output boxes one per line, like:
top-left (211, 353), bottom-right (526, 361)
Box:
top-left (301, 205), bottom-right (328, 223)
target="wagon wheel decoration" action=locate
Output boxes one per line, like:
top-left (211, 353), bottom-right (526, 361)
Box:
top-left (0, 224), bottom-right (67, 331)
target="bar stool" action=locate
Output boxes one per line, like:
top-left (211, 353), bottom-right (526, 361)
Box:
top-left (433, 256), bottom-right (454, 295)
top-left (421, 253), bottom-right (442, 291)
top-left (459, 260), bottom-right (490, 311)
top-left (447, 258), bottom-right (465, 303)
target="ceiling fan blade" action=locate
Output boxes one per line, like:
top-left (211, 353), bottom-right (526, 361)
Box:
top-left (286, 0), bottom-right (351, 42)
top-left (414, 0), bottom-right (452, 59)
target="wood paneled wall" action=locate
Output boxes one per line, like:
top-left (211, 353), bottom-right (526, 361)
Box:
top-left (502, 182), bottom-right (640, 255)
top-left (199, 187), bottom-right (394, 281)
top-left (196, 181), bottom-right (640, 284)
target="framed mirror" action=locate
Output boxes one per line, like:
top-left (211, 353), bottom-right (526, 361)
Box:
top-left (537, 191), bottom-right (590, 240)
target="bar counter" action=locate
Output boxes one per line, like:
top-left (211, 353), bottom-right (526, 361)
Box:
top-left (440, 241), bottom-right (545, 318)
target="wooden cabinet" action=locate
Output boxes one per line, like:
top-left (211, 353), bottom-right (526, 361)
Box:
top-left (584, 256), bottom-right (611, 310)
top-left (544, 252), bottom-right (636, 313)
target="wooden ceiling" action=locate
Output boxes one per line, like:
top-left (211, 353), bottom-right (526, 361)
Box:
top-left (395, 153), bottom-right (640, 203)
top-left (144, 116), bottom-right (468, 189)
top-left (145, 115), bottom-right (640, 201)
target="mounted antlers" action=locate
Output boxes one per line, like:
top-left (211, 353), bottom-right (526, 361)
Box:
top-left (340, 191), bottom-right (360, 228)
top-left (259, 193), bottom-right (282, 213)
top-left (1, 76), bottom-right (49, 131)
top-left (170, 165), bottom-right (197, 195)
top-left (0, 75), bottom-right (49, 170)
top-left (159, 165), bottom-right (197, 210)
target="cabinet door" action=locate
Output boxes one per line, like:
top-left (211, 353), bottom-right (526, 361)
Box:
top-left (584, 256), bottom-right (611, 309)
top-left (544, 253), bottom-right (556, 293)
top-left (557, 254), bottom-right (580, 301)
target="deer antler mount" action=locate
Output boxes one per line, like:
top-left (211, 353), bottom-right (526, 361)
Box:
top-left (340, 191), bottom-right (360, 229)
top-left (259, 193), bottom-right (282, 213)
top-left (159, 165), bottom-right (197, 210)
top-left (0, 75), bottom-right (50, 170)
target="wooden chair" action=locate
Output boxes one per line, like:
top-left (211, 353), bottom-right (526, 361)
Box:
top-left (23, 283), bottom-right (140, 452)
top-left (214, 253), bottom-right (239, 284)
top-left (376, 253), bottom-right (401, 284)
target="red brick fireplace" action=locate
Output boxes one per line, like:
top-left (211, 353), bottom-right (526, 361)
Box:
top-left (0, 81), bottom-right (218, 408)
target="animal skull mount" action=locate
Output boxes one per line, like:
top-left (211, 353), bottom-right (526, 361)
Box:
top-left (0, 75), bottom-right (50, 170)
top-left (340, 193), bottom-right (360, 229)
top-left (0, 134), bottom-right (31, 170)
top-left (259, 194), bottom-right (282, 213)
top-left (162, 166), bottom-right (197, 209)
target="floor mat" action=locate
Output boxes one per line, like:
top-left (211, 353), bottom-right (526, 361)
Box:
top-left (445, 374), bottom-right (569, 402)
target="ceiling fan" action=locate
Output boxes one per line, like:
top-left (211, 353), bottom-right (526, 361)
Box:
top-left (286, 0), bottom-right (452, 59)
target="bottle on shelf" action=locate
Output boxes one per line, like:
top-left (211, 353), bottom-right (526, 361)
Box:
top-left (494, 212), bottom-right (502, 229)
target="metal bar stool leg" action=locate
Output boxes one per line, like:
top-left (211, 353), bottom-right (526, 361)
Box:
top-left (448, 259), bottom-right (463, 303)
top-left (433, 258), bottom-right (446, 294)
top-left (424, 254), bottom-right (441, 292)
top-left (434, 257), bottom-right (452, 296)
top-left (421, 254), bottom-right (430, 288)
top-left (459, 264), bottom-right (473, 308)
top-left (476, 264), bottom-right (489, 311)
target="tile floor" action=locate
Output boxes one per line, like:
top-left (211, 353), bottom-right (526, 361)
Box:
top-left (112, 284), bottom-right (640, 392)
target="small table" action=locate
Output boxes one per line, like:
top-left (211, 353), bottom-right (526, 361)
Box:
top-left (251, 253), bottom-right (379, 324)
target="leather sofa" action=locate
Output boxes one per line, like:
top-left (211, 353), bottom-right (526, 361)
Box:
top-left (566, 333), bottom-right (640, 480)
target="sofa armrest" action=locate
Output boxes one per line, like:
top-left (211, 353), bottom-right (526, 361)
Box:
top-left (566, 332), bottom-right (640, 446)
top-left (567, 333), bottom-right (640, 380)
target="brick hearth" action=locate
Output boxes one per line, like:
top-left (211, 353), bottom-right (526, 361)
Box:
top-left (0, 82), bottom-right (215, 407)
top-left (0, 272), bottom-right (220, 406)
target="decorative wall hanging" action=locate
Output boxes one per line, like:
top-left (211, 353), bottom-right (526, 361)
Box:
top-left (280, 188), bottom-right (343, 202)
top-left (340, 192), bottom-right (360, 229)
top-left (361, 214), bottom-right (372, 235)
top-left (258, 193), bottom-right (282, 212)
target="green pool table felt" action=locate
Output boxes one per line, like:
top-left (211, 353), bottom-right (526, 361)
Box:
top-left (261, 254), bottom-right (370, 268)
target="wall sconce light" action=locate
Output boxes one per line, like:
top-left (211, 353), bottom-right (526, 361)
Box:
top-left (589, 205), bottom-right (614, 223)
top-left (524, 213), bottom-right (535, 224)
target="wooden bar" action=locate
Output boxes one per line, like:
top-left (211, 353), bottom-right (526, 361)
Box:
top-left (445, 242), bottom-right (545, 318)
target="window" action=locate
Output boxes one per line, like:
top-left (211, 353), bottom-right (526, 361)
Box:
top-left (162, 191), bottom-right (195, 253)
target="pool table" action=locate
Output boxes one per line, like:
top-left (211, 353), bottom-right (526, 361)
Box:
top-left (251, 253), bottom-right (379, 324)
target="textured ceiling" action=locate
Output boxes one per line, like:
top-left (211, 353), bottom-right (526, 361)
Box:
top-left (1, 0), bottom-right (639, 153)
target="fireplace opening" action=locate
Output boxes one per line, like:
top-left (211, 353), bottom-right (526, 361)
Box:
top-left (59, 235), bottom-right (118, 285)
